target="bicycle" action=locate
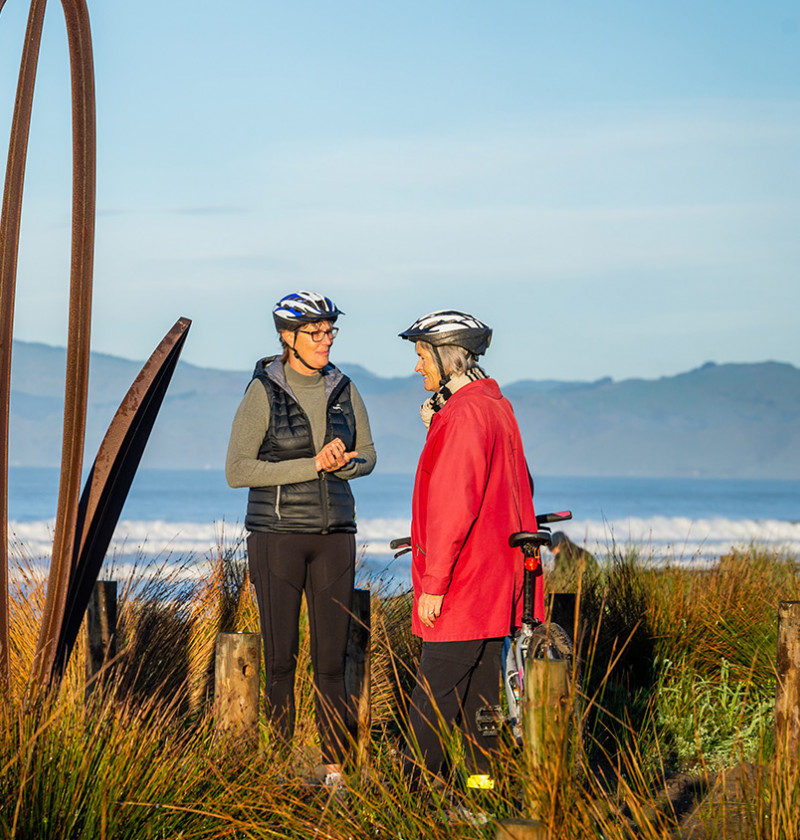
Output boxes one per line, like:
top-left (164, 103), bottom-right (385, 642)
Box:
top-left (504, 510), bottom-right (574, 743)
top-left (389, 509), bottom-right (575, 743)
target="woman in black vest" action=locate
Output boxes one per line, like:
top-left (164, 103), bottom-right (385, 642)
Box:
top-left (226, 291), bottom-right (376, 785)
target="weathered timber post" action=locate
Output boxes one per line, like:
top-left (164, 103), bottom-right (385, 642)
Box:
top-left (775, 601), bottom-right (800, 774)
top-left (523, 658), bottom-right (571, 823)
top-left (214, 632), bottom-right (260, 744)
top-left (85, 579), bottom-right (116, 694)
top-left (548, 593), bottom-right (577, 641)
top-left (496, 657), bottom-right (570, 840)
top-left (345, 588), bottom-right (371, 766)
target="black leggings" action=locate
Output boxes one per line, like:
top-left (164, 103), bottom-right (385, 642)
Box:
top-left (406, 637), bottom-right (503, 778)
top-left (247, 531), bottom-right (355, 764)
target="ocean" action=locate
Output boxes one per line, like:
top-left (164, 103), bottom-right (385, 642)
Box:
top-left (6, 468), bottom-right (800, 586)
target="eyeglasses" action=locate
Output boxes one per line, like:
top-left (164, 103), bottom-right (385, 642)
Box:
top-left (297, 326), bottom-right (339, 343)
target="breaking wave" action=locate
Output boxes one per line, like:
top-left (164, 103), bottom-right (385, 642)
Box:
top-left (552, 516), bottom-right (800, 565)
top-left (7, 515), bottom-right (799, 572)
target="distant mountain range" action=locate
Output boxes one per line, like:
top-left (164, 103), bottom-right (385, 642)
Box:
top-left (7, 341), bottom-right (800, 479)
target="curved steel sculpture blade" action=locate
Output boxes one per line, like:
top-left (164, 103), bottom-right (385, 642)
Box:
top-left (0, 0), bottom-right (50, 688)
top-left (51, 317), bottom-right (191, 681)
top-left (31, 0), bottom-right (97, 688)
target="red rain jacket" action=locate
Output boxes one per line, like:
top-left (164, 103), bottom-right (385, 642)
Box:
top-left (410, 378), bottom-right (542, 641)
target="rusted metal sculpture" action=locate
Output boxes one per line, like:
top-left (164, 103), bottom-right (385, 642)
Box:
top-left (52, 317), bottom-right (191, 681)
top-left (31, 0), bottom-right (97, 689)
top-left (1, 1), bottom-right (191, 689)
top-left (0, 0), bottom-right (51, 689)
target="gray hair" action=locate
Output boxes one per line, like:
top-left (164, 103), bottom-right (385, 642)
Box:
top-left (418, 340), bottom-right (478, 378)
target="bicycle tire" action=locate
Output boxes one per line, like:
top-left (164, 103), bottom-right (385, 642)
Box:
top-left (529, 622), bottom-right (573, 662)
top-left (503, 622), bottom-right (577, 744)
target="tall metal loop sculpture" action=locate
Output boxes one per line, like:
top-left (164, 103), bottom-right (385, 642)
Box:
top-left (1, 1), bottom-right (191, 690)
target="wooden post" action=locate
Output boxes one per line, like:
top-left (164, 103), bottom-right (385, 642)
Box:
top-left (775, 601), bottom-right (800, 773)
top-left (547, 592), bottom-right (577, 642)
top-left (85, 580), bottom-right (116, 694)
top-left (345, 588), bottom-right (371, 765)
top-left (523, 658), bottom-right (571, 822)
top-left (214, 632), bottom-right (261, 744)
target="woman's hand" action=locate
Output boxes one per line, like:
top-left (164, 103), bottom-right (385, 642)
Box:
top-left (315, 437), bottom-right (358, 473)
top-left (418, 592), bottom-right (444, 628)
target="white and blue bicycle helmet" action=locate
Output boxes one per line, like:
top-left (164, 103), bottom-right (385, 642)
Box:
top-left (273, 290), bottom-right (343, 332)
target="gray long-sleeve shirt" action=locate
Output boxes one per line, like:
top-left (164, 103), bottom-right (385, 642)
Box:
top-left (225, 361), bottom-right (377, 489)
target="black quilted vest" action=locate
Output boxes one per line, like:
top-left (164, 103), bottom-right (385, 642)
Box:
top-left (245, 357), bottom-right (357, 534)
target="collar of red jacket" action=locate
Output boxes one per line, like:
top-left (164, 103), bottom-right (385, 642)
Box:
top-left (429, 378), bottom-right (503, 426)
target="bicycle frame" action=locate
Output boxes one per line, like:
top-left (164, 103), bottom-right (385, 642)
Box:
top-left (504, 511), bottom-right (572, 742)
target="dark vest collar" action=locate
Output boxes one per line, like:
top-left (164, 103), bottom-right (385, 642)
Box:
top-left (253, 355), bottom-right (348, 404)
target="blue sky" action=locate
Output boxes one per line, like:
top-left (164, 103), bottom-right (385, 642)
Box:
top-left (1, 0), bottom-right (798, 383)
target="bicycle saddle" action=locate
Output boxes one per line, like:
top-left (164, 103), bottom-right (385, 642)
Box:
top-left (509, 531), bottom-right (552, 549)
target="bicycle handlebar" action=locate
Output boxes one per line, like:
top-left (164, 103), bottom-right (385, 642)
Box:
top-left (536, 510), bottom-right (572, 525)
top-left (388, 510), bottom-right (574, 629)
top-left (389, 512), bottom-right (572, 554)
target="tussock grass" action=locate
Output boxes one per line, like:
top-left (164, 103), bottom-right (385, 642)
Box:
top-left (1, 539), bottom-right (799, 838)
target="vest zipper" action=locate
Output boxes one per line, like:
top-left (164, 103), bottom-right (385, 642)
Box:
top-left (319, 379), bottom-right (344, 536)
top-left (320, 472), bottom-right (329, 534)
top-left (275, 485), bottom-right (282, 520)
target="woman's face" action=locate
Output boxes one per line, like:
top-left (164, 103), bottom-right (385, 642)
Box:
top-left (282, 320), bottom-right (335, 372)
top-left (415, 342), bottom-right (441, 392)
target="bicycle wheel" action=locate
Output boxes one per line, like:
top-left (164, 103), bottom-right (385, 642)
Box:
top-left (529, 622), bottom-right (573, 662)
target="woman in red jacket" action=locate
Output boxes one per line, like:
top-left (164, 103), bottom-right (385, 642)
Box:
top-left (399, 310), bottom-right (542, 790)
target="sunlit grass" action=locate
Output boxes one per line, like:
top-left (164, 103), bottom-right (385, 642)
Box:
top-left (1, 540), bottom-right (799, 838)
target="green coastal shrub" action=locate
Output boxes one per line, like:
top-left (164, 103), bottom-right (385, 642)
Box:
top-left (653, 656), bottom-right (774, 771)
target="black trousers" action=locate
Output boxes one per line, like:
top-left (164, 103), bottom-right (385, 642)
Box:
top-left (247, 531), bottom-right (355, 764)
top-left (406, 637), bottom-right (503, 777)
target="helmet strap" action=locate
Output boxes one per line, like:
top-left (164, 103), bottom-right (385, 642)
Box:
top-left (290, 331), bottom-right (325, 372)
top-left (430, 346), bottom-right (450, 388)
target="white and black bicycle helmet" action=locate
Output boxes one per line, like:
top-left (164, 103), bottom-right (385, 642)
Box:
top-left (399, 310), bottom-right (492, 356)
top-left (273, 290), bottom-right (343, 332)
